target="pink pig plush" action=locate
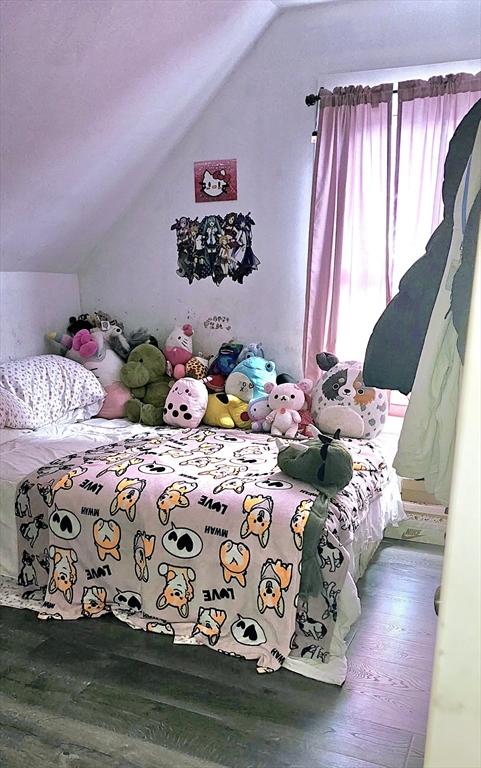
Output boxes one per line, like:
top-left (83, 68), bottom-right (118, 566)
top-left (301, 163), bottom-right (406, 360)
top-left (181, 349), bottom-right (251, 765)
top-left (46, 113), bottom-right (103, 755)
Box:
top-left (264, 379), bottom-right (313, 438)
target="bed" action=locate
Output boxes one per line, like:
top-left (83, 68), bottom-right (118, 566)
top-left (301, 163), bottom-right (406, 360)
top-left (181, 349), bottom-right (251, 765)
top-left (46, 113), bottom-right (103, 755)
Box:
top-left (0, 417), bottom-right (404, 684)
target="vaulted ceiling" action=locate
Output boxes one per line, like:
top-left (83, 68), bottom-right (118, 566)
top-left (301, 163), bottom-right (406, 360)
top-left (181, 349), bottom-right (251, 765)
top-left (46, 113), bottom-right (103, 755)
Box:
top-left (1, 0), bottom-right (288, 272)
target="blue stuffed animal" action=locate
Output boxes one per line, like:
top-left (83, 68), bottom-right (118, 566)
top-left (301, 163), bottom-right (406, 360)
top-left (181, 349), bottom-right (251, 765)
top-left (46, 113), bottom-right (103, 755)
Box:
top-left (207, 343), bottom-right (243, 377)
top-left (225, 356), bottom-right (276, 402)
top-left (237, 342), bottom-right (265, 363)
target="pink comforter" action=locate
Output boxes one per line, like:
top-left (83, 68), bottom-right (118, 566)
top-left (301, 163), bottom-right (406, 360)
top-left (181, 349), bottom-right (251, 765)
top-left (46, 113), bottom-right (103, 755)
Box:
top-left (15, 426), bottom-right (390, 672)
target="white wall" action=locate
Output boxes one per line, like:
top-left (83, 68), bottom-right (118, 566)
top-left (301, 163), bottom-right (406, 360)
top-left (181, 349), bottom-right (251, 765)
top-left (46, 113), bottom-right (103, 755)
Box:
top-left (0, 272), bottom-right (80, 361)
top-left (424, 240), bottom-right (481, 768)
top-left (79, 0), bottom-right (481, 376)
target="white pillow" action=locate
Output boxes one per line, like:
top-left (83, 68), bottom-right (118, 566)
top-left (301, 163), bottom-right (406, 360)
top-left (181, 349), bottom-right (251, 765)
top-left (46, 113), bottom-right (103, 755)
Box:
top-left (0, 355), bottom-right (105, 429)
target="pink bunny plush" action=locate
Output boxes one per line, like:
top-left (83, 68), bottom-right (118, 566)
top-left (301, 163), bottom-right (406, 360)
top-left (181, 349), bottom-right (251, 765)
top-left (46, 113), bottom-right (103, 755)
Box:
top-left (264, 379), bottom-right (313, 438)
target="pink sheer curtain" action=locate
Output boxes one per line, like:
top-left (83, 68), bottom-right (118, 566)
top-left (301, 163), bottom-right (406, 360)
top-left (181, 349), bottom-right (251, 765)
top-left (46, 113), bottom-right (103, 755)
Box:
top-left (303, 84), bottom-right (393, 383)
top-left (391, 72), bottom-right (481, 293)
top-left (303, 73), bottom-right (481, 389)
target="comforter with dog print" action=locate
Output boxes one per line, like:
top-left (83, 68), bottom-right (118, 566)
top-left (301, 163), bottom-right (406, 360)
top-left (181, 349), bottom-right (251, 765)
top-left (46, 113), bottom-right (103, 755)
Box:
top-left (15, 427), bottom-right (390, 671)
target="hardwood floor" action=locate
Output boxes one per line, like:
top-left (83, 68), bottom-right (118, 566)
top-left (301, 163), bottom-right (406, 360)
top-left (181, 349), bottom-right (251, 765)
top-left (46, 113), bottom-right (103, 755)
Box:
top-left (0, 540), bottom-right (442, 768)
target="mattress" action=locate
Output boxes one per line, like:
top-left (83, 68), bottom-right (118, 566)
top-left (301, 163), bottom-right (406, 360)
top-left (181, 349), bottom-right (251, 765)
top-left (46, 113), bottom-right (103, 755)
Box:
top-left (0, 419), bottom-right (149, 578)
top-left (0, 419), bottom-right (404, 683)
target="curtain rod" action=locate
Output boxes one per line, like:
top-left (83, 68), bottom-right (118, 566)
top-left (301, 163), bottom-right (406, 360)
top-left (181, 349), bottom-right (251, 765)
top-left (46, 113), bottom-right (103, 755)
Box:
top-left (305, 90), bottom-right (398, 105)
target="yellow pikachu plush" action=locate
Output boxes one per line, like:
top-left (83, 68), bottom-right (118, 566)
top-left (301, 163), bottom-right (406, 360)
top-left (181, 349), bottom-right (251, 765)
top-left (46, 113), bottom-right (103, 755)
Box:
top-left (202, 393), bottom-right (251, 429)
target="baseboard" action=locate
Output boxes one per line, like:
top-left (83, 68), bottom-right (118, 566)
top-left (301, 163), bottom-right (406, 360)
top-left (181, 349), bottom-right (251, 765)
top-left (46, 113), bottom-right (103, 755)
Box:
top-left (400, 478), bottom-right (446, 508)
top-left (402, 500), bottom-right (448, 516)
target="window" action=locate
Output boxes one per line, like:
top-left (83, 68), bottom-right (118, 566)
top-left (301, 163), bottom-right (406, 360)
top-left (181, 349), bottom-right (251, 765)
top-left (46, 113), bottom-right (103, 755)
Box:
top-left (303, 71), bottom-right (481, 410)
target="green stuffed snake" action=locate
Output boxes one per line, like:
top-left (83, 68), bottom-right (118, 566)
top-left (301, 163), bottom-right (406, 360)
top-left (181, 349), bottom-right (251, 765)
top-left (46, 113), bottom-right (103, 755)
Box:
top-left (277, 431), bottom-right (353, 599)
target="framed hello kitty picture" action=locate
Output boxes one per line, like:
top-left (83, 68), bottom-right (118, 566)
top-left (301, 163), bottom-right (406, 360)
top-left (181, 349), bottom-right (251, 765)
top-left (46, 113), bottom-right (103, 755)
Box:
top-left (194, 158), bottom-right (237, 203)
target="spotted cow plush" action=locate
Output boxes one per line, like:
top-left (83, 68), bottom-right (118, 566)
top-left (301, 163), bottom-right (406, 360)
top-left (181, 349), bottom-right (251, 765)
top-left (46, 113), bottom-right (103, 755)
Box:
top-left (311, 353), bottom-right (387, 440)
top-left (163, 378), bottom-right (208, 428)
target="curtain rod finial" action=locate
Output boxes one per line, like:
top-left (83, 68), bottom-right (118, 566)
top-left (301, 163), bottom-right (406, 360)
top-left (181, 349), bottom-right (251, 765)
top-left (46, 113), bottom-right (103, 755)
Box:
top-left (305, 93), bottom-right (319, 106)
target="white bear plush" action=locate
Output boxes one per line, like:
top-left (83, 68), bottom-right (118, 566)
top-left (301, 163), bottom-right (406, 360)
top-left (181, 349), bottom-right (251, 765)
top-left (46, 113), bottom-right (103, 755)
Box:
top-left (264, 380), bottom-right (313, 438)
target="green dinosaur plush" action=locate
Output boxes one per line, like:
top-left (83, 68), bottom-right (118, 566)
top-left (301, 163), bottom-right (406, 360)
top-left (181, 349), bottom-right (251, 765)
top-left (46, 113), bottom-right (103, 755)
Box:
top-left (277, 431), bottom-right (353, 599)
top-left (120, 343), bottom-right (171, 426)
top-left (276, 431), bottom-right (353, 496)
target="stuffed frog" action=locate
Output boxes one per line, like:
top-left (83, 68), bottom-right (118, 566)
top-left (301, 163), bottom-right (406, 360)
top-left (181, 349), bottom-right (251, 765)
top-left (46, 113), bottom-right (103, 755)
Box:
top-left (225, 356), bottom-right (276, 403)
top-left (120, 343), bottom-right (171, 426)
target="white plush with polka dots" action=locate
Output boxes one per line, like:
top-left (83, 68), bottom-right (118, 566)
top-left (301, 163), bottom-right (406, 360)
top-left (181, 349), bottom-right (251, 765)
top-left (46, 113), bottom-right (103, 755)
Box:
top-left (163, 377), bottom-right (208, 428)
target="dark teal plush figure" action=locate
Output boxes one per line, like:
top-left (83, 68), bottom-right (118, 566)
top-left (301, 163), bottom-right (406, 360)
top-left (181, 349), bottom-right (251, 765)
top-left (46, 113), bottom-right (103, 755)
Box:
top-left (277, 431), bottom-right (353, 599)
top-left (208, 343), bottom-right (243, 376)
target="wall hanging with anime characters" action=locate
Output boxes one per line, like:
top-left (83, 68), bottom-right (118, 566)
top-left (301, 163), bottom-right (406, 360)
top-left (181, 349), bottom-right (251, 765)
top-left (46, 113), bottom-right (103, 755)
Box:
top-left (171, 212), bottom-right (259, 286)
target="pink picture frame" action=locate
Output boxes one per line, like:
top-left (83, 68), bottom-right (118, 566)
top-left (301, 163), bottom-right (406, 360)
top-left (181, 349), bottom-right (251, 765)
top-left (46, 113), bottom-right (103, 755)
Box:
top-left (194, 159), bottom-right (237, 203)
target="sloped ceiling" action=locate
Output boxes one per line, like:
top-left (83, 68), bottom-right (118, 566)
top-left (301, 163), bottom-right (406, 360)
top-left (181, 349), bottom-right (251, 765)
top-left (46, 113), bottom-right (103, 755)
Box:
top-left (0, 0), bottom-right (277, 272)
top-left (271, 0), bottom-right (335, 5)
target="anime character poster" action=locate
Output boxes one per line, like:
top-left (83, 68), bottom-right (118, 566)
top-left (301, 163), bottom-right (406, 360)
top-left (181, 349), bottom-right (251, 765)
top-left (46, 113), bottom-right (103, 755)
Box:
top-left (171, 212), bottom-right (259, 286)
top-left (194, 159), bottom-right (237, 203)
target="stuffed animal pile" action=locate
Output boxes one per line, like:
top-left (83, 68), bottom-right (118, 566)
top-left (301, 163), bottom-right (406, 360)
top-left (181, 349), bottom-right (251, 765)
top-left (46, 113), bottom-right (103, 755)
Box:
top-left (46, 313), bottom-right (160, 421)
top-left (45, 313), bottom-right (387, 441)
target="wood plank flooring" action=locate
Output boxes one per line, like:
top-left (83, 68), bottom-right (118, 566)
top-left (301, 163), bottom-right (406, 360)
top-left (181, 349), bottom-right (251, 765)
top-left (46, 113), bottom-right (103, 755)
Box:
top-left (0, 540), bottom-right (442, 768)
